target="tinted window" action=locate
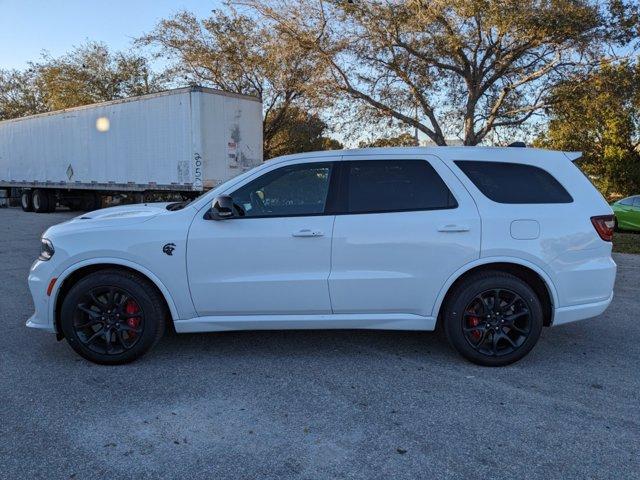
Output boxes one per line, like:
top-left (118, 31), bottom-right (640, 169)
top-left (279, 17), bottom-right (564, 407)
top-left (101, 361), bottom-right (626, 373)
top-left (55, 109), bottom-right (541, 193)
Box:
top-left (619, 197), bottom-right (634, 206)
top-left (633, 197), bottom-right (640, 207)
top-left (344, 160), bottom-right (457, 214)
top-left (231, 162), bottom-right (332, 217)
top-left (455, 161), bottom-right (573, 204)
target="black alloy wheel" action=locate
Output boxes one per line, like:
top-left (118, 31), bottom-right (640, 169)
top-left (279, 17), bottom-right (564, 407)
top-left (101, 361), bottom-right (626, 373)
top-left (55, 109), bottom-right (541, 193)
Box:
top-left (73, 286), bottom-right (145, 355)
top-left (60, 269), bottom-right (166, 364)
top-left (462, 288), bottom-right (531, 357)
top-left (443, 271), bottom-right (543, 366)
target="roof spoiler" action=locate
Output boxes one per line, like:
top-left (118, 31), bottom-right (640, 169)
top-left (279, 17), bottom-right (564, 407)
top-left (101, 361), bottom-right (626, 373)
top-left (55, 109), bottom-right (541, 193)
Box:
top-left (563, 151), bottom-right (582, 162)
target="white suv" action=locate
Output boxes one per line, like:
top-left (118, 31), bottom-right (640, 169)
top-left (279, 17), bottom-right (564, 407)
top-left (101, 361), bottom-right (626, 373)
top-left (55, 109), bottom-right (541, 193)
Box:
top-left (27, 147), bottom-right (616, 366)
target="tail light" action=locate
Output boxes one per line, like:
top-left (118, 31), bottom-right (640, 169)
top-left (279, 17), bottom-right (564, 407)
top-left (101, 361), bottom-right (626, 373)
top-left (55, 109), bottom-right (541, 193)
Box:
top-left (591, 215), bottom-right (615, 242)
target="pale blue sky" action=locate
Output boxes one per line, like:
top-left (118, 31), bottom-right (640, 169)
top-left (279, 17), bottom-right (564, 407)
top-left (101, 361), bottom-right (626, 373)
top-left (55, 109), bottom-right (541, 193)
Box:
top-left (0, 0), bottom-right (223, 70)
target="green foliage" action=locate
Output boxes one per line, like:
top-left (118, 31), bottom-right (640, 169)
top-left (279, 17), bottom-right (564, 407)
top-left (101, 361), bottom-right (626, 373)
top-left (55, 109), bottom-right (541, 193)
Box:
top-left (244, 0), bottom-right (639, 145)
top-left (265, 106), bottom-right (343, 159)
top-left (359, 132), bottom-right (418, 148)
top-left (537, 62), bottom-right (640, 197)
top-left (0, 42), bottom-right (164, 120)
top-left (0, 69), bottom-right (46, 120)
top-left (37, 42), bottom-right (163, 111)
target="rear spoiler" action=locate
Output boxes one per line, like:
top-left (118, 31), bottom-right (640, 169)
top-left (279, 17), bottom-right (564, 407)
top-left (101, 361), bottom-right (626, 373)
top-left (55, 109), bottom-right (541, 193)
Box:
top-left (563, 151), bottom-right (582, 162)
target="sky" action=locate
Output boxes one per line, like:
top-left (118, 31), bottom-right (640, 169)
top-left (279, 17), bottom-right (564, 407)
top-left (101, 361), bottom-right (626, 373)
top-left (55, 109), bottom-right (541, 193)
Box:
top-left (0, 0), bottom-right (223, 70)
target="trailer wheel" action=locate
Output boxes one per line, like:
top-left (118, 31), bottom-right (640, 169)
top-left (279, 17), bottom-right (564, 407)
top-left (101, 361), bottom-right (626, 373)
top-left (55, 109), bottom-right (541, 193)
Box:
top-left (32, 190), bottom-right (50, 213)
top-left (21, 191), bottom-right (33, 212)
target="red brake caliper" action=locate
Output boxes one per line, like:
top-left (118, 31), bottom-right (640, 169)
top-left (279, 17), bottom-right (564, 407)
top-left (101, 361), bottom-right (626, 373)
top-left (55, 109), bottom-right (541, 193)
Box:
top-left (124, 300), bottom-right (141, 338)
top-left (467, 313), bottom-right (481, 341)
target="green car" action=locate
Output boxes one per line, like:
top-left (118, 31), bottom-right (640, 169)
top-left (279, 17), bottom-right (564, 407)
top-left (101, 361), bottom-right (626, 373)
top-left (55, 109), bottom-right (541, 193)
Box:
top-left (611, 195), bottom-right (640, 231)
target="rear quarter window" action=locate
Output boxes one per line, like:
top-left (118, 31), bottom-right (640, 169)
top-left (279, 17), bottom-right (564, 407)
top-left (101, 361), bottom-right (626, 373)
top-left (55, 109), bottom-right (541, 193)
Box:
top-left (454, 161), bottom-right (573, 204)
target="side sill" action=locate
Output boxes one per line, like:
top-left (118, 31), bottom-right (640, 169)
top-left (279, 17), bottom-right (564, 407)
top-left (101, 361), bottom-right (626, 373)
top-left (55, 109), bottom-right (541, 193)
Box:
top-left (174, 313), bottom-right (436, 334)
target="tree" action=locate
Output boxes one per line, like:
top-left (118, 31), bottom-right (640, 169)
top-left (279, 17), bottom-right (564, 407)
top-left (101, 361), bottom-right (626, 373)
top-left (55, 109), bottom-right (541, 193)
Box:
top-left (36, 42), bottom-right (163, 111)
top-left (138, 9), bottom-right (331, 158)
top-left (537, 62), bottom-right (640, 197)
top-left (359, 132), bottom-right (418, 148)
top-left (0, 42), bottom-right (164, 120)
top-left (240, 0), bottom-right (639, 145)
top-left (0, 68), bottom-right (47, 120)
top-left (266, 106), bottom-right (343, 158)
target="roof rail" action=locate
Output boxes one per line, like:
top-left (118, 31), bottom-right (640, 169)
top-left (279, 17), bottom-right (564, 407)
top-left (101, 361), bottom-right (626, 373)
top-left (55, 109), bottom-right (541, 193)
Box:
top-left (508, 141), bottom-right (527, 147)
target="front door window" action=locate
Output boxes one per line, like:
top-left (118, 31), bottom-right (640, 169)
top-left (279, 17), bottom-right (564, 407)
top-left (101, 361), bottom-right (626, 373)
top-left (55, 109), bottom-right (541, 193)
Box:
top-left (231, 163), bottom-right (333, 218)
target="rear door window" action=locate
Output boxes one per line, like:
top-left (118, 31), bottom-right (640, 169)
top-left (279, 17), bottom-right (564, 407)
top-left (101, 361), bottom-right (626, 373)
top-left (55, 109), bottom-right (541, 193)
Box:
top-left (341, 160), bottom-right (457, 214)
top-left (455, 161), bottom-right (573, 204)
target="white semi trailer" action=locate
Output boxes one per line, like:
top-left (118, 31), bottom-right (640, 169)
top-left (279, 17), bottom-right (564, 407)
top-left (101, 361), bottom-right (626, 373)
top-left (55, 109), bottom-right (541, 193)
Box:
top-left (0, 86), bottom-right (263, 212)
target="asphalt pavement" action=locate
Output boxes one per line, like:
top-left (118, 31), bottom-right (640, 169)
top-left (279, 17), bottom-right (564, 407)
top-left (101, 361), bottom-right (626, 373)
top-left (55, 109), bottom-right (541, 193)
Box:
top-left (0, 207), bottom-right (638, 480)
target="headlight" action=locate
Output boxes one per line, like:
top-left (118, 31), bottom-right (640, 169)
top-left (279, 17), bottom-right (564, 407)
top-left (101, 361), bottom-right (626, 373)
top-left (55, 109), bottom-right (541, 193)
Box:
top-left (39, 238), bottom-right (55, 261)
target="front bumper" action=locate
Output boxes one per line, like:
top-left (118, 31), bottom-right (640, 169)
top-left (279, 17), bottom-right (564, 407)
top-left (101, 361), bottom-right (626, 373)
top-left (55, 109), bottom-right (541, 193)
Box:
top-left (26, 259), bottom-right (56, 333)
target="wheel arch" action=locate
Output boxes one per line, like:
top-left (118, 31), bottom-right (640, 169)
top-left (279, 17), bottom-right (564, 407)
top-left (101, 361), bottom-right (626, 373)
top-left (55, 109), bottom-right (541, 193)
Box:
top-left (51, 259), bottom-right (179, 337)
top-left (433, 258), bottom-right (558, 327)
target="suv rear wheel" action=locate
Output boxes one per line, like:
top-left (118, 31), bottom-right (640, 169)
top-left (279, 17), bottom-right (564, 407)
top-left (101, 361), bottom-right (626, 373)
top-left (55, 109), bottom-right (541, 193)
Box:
top-left (60, 269), bottom-right (166, 365)
top-left (443, 271), bottom-right (543, 366)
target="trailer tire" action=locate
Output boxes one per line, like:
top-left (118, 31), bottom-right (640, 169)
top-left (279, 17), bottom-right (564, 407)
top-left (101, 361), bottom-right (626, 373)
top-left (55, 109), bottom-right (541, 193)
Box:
top-left (32, 190), bottom-right (50, 213)
top-left (21, 191), bottom-right (33, 212)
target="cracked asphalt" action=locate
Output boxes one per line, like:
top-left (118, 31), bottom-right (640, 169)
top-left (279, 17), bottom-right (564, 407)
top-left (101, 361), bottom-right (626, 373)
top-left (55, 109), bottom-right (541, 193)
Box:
top-left (0, 207), bottom-right (638, 480)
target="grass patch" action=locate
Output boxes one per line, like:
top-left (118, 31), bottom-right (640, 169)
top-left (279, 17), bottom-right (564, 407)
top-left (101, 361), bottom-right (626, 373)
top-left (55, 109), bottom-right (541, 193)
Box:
top-left (613, 231), bottom-right (640, 254)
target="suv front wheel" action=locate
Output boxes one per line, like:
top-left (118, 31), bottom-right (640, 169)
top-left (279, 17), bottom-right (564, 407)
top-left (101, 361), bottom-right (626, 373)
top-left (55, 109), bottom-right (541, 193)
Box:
top-left (443, 271), bottom-right (543, 366)
top-left (60, 269), bottom-right (166, 365)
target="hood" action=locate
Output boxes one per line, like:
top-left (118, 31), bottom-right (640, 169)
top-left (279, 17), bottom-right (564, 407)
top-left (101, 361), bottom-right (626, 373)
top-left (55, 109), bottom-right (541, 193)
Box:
top-left (44, 203), bottom-right (172, 237)
top-left (76, 202), bottom-right (172, 221)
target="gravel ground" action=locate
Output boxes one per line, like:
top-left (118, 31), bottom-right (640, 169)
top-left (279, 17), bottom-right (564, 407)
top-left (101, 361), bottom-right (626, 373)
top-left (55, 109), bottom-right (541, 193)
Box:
top-left (0, 207), bottom-right (638, 480)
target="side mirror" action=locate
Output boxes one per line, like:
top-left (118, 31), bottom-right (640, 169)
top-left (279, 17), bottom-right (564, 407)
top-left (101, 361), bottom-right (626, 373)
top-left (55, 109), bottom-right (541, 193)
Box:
top-left (207, 195), bottom-right (236, 220)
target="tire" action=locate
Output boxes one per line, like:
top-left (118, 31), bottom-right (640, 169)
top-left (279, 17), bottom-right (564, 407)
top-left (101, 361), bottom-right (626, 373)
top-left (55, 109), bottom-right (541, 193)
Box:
top-left (32, 189), bottom-right (50, 213)
top-left (20, 191), bottom-right (33, 212)
top-left (60, 269), bottom-right (166, 365)
top-left (443, 271), bottom-right (543, 367)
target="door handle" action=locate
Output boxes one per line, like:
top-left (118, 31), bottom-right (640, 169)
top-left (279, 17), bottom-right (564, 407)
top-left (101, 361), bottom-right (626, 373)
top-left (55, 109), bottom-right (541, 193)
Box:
top-left (438, 224), bottom-right (470, 233)
top-left (292, 229), bottom-right (324, 237)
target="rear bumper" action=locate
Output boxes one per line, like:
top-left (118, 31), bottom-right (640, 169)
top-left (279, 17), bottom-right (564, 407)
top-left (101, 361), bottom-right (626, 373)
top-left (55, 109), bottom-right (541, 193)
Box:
top-left (552, 248), bottom-right (616, 307)
top-left (552, 292), bottom-right (613, 326)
